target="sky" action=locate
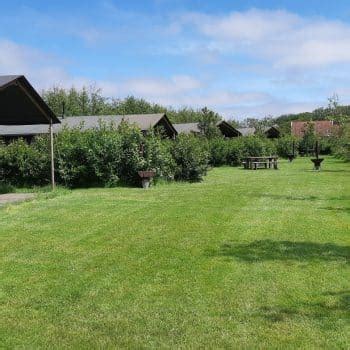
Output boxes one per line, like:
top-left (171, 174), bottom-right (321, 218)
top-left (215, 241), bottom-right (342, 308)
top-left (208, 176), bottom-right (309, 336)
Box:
top-left (2, 0), bottom-right (350, 119)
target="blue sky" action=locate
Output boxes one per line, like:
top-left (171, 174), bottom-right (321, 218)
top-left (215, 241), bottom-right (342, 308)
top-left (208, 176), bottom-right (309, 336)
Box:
top-left (2, 0), bottom-right (350, 119)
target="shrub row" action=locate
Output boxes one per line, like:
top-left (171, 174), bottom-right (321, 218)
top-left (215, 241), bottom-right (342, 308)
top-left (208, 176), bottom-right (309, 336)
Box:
top-left (208, 136), bottom-right (291, 166)
top-left (208, 135), bottom-right (336, 167)
top-left (331, 125), bottom-right (350, 162)
top-left (0, 126), bottom-right (346, 189)
top-left (0, 123), bottom-right (209, 188)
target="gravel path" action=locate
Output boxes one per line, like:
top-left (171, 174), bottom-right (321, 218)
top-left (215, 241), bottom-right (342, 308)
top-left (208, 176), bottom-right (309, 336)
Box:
top-left (0, 193), bottom-right (35, 205)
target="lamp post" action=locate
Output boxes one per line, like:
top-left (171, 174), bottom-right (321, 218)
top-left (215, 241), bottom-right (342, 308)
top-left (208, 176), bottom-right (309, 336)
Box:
top-left (49, 121), bottom-right (55, 190)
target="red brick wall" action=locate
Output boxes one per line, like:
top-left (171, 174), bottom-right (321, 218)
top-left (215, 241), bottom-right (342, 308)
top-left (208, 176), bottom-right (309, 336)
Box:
top-left (291, 120), bottom-right (336, 137)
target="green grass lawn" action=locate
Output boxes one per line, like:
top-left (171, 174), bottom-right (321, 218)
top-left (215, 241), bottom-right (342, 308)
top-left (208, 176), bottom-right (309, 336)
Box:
top-left (0, 157), bottom-right (349, 348)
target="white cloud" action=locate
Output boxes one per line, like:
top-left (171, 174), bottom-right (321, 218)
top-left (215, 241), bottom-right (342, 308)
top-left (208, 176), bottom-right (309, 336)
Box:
top-left (0, 39), bottom-right (46, 74)
top-left (181, 9), bottom-right (350, 68)
top-left (0, 37), bottom-right (333, 119)
top-left (0, 38), bottom-right (207, 107)
top-left (120, 75), bottom-right (202, 97)
top-left (184, 9), bottom-right (300, 42)
top-left (226, 100), bottom-right (321, 119)
top-left (0, 39), bottom-right (99, 90)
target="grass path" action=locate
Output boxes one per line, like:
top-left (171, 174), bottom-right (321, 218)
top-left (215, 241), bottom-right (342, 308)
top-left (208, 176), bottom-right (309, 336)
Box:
top-left (0, 157), bottom-right (349, 348)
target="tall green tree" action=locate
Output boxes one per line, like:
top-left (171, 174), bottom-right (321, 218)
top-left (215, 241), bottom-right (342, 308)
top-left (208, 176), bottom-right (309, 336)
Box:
top-left (198, 107), bottom-right (221, 138)
top-left (299, 122), bottom-right (316, 154)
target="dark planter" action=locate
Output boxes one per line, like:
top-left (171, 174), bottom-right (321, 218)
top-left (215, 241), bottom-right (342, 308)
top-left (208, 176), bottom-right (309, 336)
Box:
top-left (311, 158), bottom-right (324, 171)
top-left (287, 154), bottom-right (295, 162)
top-left (138, 170), bottom-right (156, 189)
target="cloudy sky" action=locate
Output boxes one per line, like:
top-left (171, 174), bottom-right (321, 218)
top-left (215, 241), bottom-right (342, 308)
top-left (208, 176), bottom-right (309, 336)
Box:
top-left (2, 0), bottom-right (350, 119)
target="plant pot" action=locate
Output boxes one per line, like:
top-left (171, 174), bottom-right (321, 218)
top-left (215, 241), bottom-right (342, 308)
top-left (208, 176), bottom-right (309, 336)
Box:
top-left (138, 170), bottom-right (156, 189)
top-left (138, 170), bottom-right (156, 178)
top-left (141, 178), bottom-right (151, 189)
top-left (311, 158), bottom-right (324, 170)
top-left (287, 154), bottom-right (295, 162)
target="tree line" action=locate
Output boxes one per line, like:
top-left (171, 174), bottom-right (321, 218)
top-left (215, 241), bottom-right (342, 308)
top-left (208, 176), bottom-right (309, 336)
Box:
top-left (41, 85), bottom-right (224, 125)
top-left (41, 86), bottom-right (350, 135)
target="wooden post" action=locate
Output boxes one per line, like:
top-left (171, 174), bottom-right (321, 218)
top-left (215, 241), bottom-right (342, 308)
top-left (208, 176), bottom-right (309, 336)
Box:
top-left (49, 121), bottom-right (55, 190)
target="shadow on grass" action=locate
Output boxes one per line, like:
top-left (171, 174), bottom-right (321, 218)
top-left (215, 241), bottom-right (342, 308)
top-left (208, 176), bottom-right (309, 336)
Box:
top-left (259, 291), bottom-right (350, 323)
top-left (258, 194), bottom-right (319, 201)
top-left (330, 195), bottom-right (350, 201)
top-left (319, 169), bottom-right (350, 173)
top-left (321, 206), bottom-right (350, 214)
top-left (216, 240), bottom-right (349, 263)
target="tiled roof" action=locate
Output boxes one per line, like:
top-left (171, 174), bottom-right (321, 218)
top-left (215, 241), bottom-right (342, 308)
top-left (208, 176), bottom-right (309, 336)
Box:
top-left (237, 127), bottom-right (256, 136)
top-left (173, 123), bottom-right (201, 134)
top-left (0, 75), bottom-right (22, 87)
top-left (0, 114), bottom-right (169, 136)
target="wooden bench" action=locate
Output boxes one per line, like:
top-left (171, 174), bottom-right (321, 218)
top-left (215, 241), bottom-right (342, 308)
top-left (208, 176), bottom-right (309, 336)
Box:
top-left (251, 161), bottom-right (268, 170)
top-left (243, 156), bottom-right (279, 170)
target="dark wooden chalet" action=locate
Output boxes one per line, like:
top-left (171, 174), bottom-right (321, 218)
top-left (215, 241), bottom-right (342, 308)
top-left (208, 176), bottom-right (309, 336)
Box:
top-left (237, 126), bottom-right (280, 138)
top-left (0, 113), bottom-right (177, 142)
top-left (173, 121), bottom-right (240, 138)
top-left (0, 75), bottom-right (60, 187)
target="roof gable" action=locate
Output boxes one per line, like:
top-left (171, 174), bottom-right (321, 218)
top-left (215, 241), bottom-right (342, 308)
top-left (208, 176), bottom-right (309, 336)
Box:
top-left (0, 75), bottom-right (60, 125)
top-left (216, 121), bottom-right (241, 137)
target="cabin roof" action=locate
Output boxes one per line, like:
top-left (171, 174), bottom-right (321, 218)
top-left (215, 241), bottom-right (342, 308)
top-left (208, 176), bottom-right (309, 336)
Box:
top-left (216, 121), bottom-right (241, 137)
top-left (237, 127), bottom-right (256, 136)
top-left (173, 123), bottom-right (201, 134)
top-left (0, 113), bottom-right (177, 137)
top-left (0, 75), bottom-right (60, 125)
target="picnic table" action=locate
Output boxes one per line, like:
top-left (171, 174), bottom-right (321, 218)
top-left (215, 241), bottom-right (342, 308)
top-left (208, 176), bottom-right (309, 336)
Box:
top-left (242, 156), bottom-right (278, 170)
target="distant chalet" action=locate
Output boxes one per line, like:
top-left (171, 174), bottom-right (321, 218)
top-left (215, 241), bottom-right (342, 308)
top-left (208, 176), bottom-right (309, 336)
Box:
top-left (291, 120), bottom-right (338, 137)
top-left (0, 113), bottom-right (177, 142)
top-left (173, 122), bottom-right (280, 138)
top-left (174, 121), bottom-right (248, 138)
top-left (237, 126), bottom-right (280, 138)
top-left (174, 120), bottom-right (280, 139)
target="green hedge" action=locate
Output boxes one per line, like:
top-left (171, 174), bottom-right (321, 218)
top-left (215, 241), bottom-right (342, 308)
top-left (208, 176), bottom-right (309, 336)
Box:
top-left (0, 123), bottom-right (208, 187)
top-left (208, 136), bottom-right (279, 166)
top-left (332, 125), bottom-right (350, 161)
top-left (208, 135), bottom-right (337, 167)
top-left (0, 139), bottom-right (49, 186)
top-left (171, 135), bottom-right (209, 181)
top-left (1, 127), bottom-right (346, 189)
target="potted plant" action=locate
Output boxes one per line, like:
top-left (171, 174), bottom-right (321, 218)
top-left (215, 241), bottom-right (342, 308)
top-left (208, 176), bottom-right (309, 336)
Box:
top-left (138, 170), bottom-right (156, 189)
top-left (138, 143), bottom-right (156, 189)
top-left (311, 140), bottom-right (324, 170)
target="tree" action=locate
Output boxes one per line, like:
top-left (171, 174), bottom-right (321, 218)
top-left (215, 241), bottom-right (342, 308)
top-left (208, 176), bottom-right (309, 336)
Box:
top-left (299, 122), bottom-right (316, 155)
top-left (326, 94), bottom-right (350, 125)
top-left (167, 107), bottom-right (203, 123)
top-left (42, 85), bottom-right (108, 116)
top-left (198, 107), bottom-right (221, 138)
